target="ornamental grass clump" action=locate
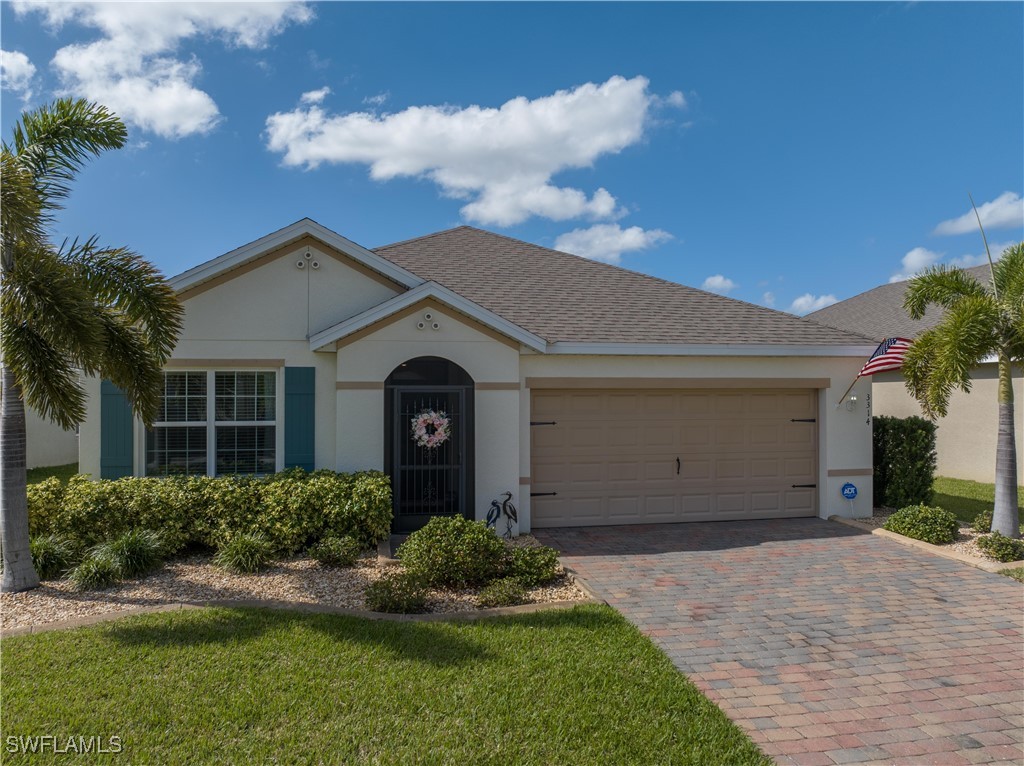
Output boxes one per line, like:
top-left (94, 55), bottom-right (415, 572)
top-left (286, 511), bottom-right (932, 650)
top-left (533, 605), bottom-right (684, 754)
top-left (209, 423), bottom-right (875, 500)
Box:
top-left (882, 504), bottom-right (959, 545)
top-left (67, 550), bottom-right (119, 591)
top-left (29, 535), bottom-right (81, 581)
top-left (214, 533), bottom-right (274, 574)
top-left (96, 529), bottom-right (165, 578)
top-left (398, 516), bottom-right (506, 587)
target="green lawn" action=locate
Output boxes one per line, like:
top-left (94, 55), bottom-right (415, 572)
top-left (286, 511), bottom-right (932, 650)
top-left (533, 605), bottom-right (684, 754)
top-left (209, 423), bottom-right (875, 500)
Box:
top-left (933, 476), bottom-right (1024, 524)
top-left (1, 605), bottom-right (767, 765)
top-left (26, 463), bottom-right (78, 485)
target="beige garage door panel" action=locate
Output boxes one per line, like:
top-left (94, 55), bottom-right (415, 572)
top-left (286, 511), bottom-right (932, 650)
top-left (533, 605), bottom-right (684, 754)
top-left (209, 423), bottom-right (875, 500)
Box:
top-left (531, 389), bottom-right (818, 527)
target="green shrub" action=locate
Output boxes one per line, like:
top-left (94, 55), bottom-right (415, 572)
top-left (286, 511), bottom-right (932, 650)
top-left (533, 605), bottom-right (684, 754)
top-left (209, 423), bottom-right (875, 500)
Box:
top-left (214, 533), bottom-right (274, 574)
top-left (310, 535), bottom-right (363, 567)
top-left (872, 416), bottom-right (937, 508)
top-left (29, 535), bottom-right (80, 580)
top-left (502, 545), bottom-right (560, 587)
top-left (67, 551), bottom-right (119, 590)
top-left (26, 477), bottom-right (65, 537)
top-left (883, 504), bottom-right (959, 545)
top-left (27, 469), bottom-right (392, 557)
top-left (95, 530), bottom-right (165, 578)
top-left (971, 510), bottom-right (993, 533)
top-left (398, 516), bottom-right (507, 587)
top-left (976, 532), bottom-right (1024, 563)
top-left (364, 571), bottom-right (428, 613)
top-left (477, 577), bottom-right (528, 608)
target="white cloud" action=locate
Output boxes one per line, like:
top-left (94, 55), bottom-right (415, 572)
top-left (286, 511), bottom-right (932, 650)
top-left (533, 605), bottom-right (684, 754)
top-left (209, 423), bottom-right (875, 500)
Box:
top-left (553, 223), bottom-right (672, 264)
top-left (1, 49), bottom-right (36, 100)
top-left (789, 294), bottom-right (838, 315)
top-left (889, 246), bottom-right (942, 282)
top-left (300, 87), bottom-right (331, 105)
top-left (16, 1), bottom-right (312, 138)
top-left (933, 192), bottom-right (1024, 235)
top-left (762, 291), bottom-right (776, 307)
top-left (948, 241), bottom-right (1014, 268)
top-left (701, 274), bottom-right (737, 294)
top-left (363, 91), bottom-right (390, 107)
top-left (265, 75), bottom-right (664, 226)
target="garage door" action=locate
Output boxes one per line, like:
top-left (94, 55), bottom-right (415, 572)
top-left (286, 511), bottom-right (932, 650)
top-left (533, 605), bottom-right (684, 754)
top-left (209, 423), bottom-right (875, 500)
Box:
top-left (530, 389), bottom-right (818, 527)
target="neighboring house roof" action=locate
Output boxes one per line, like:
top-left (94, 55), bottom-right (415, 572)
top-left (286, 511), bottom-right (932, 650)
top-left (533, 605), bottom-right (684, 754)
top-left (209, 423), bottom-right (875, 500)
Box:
top-left (373, 225), bottom-right (870, 348)
top-left (806, 264), bottom-right (992, 341)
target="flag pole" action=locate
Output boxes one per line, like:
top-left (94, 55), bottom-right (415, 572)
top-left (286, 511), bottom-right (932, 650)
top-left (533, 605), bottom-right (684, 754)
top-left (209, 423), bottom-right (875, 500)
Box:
top-left (835, 375), bottom-right (860, 408)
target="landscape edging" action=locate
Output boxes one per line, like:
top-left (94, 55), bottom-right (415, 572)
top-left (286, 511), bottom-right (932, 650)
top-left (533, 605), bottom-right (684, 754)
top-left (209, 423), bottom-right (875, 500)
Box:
top-left (829, 515), bottom-right (1024, 573)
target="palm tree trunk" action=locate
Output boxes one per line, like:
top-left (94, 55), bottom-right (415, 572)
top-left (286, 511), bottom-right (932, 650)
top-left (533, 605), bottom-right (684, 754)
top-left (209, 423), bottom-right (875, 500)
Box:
top-left (1, 363), bottom-right (40, 592)
top-left (991, 355), bottom-right (1020, 538)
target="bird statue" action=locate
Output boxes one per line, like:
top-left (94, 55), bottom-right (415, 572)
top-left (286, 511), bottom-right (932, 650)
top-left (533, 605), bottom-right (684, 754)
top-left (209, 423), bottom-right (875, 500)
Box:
top-left (500, 491), bottom-right (518, 539)
top-left (486, 499), bottom-right (501, 529)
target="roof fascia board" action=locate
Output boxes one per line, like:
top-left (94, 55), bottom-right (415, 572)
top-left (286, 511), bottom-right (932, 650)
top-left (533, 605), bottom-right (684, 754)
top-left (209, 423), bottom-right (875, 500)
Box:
top-left (169, 219), bottom-right (425, 294)
top-left (545, 342), bottom-right (879, 357)
top-left (309, 281), bottom-right (548, 353)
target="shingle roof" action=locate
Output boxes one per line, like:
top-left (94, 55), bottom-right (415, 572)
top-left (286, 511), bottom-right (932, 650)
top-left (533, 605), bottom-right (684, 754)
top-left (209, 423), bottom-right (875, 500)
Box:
top-left (806, 264), bottom-right (992, 341)
top-left (373, 226), bottom-right (871, 346)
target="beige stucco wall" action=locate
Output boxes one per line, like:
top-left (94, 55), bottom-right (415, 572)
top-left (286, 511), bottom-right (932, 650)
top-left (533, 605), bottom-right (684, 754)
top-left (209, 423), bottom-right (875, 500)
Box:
top-left (26, 407), bottom-right (78, 469)
top-left (872, 365), bottom-right (1024, 483)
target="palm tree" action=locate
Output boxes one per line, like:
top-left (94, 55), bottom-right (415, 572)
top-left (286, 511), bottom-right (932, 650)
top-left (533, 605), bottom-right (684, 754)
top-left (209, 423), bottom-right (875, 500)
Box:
top-left (902, 242), bottom-right (1024, 538)
top-left (1, 99), bottom-right (183, 592)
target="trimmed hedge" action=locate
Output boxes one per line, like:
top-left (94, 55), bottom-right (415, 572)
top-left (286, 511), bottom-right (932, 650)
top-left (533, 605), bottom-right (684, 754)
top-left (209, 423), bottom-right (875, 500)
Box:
top-left (873, 415), bottom-right (937, 508)
top-left (882, 504), bottom-right (959, 545)
top-left (397, 516), bottom-right (508, 587)
top-left (976, 532), bottom-right (1024, 563)
top-left (27, 469), bottom-right (392, 555)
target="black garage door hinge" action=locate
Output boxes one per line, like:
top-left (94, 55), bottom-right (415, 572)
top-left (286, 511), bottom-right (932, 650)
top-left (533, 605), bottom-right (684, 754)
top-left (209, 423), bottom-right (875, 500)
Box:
top-left (790, 418), bottom-right (817, 423)
top-left (530, 421), bottom-right (557, 426)
top-left (791, 484), bottom-right (817, 488)
top-left (530, 492), bottom-right (558, 497)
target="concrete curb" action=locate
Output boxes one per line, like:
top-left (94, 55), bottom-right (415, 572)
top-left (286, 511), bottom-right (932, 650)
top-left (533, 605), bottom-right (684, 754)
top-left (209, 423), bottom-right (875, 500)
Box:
top-left (559, 565), bottom-right (607, 604)
top-left (0, 597), bottom-right (600, 638)
top-left (829, 515), bottom-right (1024, 574)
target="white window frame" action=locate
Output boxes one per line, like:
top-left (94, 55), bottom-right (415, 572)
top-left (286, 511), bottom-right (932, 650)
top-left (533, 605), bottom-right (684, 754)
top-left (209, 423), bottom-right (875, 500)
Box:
top-left (137, 367), bottom-right (284, 477)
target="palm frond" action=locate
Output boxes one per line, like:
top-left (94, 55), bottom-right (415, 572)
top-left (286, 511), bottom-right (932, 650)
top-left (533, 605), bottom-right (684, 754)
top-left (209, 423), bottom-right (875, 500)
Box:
top-left (903, 265), bottom-right (989, 320)
top-left (0, 151), bottom-right (47, 263)
top-left (95, 310), bottom-right (165, 426)
top-left (5, 98), bottom-right (127, 208)
top-left (0, 323), bottom-right (86, 430)
top-left (4, 241), bottom-right (104, 367)
top-left (902, 330), bottom-right (952, 418)
top-left (64, 240), bottom-right (183, 363)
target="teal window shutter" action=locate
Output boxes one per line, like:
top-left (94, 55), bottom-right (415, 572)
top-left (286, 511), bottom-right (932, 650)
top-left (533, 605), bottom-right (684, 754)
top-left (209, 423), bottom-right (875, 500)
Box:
top-left (100, 380), bottom-right (134, 479)
top-left (284, 367), bottom-right (315, 471)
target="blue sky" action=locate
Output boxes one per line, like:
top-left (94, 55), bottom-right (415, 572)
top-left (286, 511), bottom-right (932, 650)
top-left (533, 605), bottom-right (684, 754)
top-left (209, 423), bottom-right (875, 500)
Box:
top-left (2, 1), bottom-right (1022, 315)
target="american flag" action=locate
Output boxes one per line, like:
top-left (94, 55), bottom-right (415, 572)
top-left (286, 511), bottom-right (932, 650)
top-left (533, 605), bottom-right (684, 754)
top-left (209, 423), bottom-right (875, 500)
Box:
top-left (859, 337), bottom-right (913, 376)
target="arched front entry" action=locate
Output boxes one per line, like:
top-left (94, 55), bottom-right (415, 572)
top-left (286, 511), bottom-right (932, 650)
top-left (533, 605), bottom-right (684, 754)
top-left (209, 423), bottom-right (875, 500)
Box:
top-left (385, 357), bottom-right (475, 534)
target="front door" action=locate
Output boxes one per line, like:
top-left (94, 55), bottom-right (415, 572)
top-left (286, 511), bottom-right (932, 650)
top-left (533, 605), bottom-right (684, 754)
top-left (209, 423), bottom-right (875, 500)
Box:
top-left (391, 388), bottom-right (469, 533)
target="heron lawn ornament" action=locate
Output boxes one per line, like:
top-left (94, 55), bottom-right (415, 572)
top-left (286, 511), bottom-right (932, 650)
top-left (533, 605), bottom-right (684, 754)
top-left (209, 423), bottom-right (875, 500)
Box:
top-left (485, 491), bottom-right (518, 539)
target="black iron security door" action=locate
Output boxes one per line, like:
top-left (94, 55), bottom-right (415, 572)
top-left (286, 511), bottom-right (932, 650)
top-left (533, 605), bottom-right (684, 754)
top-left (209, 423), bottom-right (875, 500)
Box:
top-left (385, 357), bottom-right (475, 534)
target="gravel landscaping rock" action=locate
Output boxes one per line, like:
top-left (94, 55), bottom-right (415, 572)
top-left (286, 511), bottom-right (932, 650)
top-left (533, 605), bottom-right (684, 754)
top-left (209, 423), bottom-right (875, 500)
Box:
top-left (1, 541), bottom-right (586, 631)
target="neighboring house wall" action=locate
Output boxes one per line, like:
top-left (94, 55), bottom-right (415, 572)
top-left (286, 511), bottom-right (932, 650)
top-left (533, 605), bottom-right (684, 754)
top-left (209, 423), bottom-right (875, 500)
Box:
top-left (26, 407), bottom-right (78, 469)
top-left (872, 365), bottom-right (1024, 484)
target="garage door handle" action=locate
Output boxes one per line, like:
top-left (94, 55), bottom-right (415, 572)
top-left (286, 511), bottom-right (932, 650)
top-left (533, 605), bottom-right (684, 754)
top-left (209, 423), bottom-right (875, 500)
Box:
top-left (676, 457), bottom-right (681, 475)
top-left (792, 484), bottom-right (817, 488)
top-left (530, 492), bottom-right (558, 497)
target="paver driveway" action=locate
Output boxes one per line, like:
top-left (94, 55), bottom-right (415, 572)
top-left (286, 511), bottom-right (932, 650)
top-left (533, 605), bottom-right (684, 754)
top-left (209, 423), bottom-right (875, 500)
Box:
top-left (536, 519), bottom-right (1023, 766)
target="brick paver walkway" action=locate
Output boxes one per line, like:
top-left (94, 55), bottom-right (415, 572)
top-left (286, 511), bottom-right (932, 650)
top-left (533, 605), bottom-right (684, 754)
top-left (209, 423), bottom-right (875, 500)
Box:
top-left (537, 519), bottom-right (1024, 766)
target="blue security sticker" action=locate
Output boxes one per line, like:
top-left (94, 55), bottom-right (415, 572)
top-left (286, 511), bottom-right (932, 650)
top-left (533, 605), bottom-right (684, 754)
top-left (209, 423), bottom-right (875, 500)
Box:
top-left (841, 482), bottom-right (858, 500)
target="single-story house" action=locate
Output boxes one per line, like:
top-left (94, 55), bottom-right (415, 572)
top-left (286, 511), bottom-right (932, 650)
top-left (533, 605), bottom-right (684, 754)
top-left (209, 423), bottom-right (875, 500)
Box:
top-left (79, 219), bottom-right (878, 533)
top-left (807, 264), bottom-right (1023, 484)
